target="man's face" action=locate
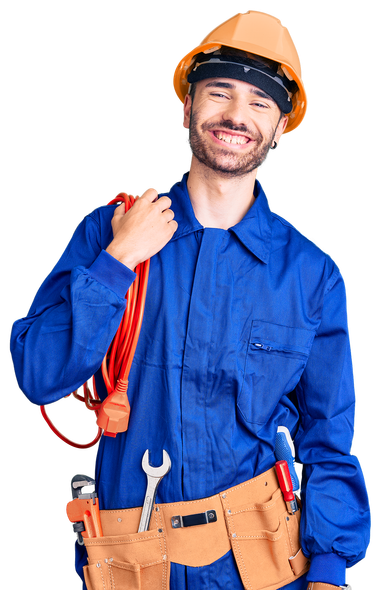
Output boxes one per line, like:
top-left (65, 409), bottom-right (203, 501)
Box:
top-left (183, 78), bottom-right (288, 178)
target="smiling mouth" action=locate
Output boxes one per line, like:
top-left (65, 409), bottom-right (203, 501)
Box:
top-left (212, 130), bottom-right (251, 145)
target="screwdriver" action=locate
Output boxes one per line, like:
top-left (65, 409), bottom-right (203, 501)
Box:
top-left (275, 426), bottom-right (299, 492)
top-left (275, 460), bottom-right (299, 515)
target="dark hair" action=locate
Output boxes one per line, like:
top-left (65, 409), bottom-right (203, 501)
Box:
top-left (188, 81), bottom-right (197, 103)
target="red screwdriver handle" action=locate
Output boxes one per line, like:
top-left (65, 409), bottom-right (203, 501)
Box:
top-left (275, 460), bottom-right (295, 501)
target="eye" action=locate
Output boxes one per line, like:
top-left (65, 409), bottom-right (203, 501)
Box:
top-left (252, 101), bottom-right (269, 109)
top-left (210, 92), bottom-right (228, 99)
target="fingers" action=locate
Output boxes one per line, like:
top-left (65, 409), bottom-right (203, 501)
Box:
top-left (116, 190), bottom-right (176, 232)
top-left (168, 219), bottom-right (178, 235)
top-left (141, 188), bottom-right (159, 203)
top-left (116, 189), bottom-right (173, 224)
top-left (140, 189), bottom-right (172, 212)
top-left (162, 207), bottom-right (175, 223)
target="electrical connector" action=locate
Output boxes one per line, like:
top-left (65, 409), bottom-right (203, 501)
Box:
top-left (96, 379), bottom-right (130, 437)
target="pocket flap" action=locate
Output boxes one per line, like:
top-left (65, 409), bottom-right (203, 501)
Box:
top-left (84, 529), bottom-right (165, 565)
top-left (250, 320), bottom-right (314, 356)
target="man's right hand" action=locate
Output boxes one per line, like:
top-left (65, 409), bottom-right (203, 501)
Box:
top-left (106, 188), bottom-right (178, 270)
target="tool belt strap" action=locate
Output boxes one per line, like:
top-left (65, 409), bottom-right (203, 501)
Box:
top-left (85, 467), bottom-right (308, 580)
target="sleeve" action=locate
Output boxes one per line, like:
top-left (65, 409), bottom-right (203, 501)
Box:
top-left (295, 267), bottom-right (370, 586)
top-left (10, 211), bottom-right (136, 405)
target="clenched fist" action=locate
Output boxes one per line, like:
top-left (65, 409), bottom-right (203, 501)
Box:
top-left (106, 188), bottom-right (178, 270)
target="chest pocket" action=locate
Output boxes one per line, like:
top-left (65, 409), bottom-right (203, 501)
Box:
top-left (238, 320), bottom-right (315, 427)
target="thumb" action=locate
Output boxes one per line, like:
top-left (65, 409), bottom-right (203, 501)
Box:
top-left (113, 202), bottom-right (126, 218)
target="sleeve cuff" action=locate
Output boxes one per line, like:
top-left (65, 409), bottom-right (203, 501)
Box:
top-left (307, 553), bottom-right (347, 586)
top-left (88, 250), bottom-right (136, 299)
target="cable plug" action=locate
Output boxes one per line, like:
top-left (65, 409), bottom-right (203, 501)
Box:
top-left (96, 379), bottom-right (130, 437)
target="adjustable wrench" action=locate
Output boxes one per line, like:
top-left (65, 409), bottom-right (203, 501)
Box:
top-left (138, 449), bottom-right (171, 532)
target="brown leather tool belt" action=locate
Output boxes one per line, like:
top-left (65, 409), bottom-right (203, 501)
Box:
top-left (83, 466), bottom-right (309, 590)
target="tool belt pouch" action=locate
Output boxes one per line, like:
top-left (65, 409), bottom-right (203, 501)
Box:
top-left (221, 472), bottom-right (309, 590)
top-left (83, 509), bottom-right (169, 590)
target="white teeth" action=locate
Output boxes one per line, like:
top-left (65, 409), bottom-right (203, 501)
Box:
top-left (215, 131), bottom-right (248, 145)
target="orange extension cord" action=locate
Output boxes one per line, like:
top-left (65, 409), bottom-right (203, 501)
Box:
top-left (40, 193), bottom-right (150, 448)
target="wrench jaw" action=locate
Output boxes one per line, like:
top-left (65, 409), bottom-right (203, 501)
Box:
top-left (142, 450), bottom-right (171, 477)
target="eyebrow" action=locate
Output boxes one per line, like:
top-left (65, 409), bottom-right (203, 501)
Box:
top-left (204, 81), bottom-right (274, 101)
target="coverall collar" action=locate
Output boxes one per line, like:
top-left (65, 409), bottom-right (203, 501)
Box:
top-left (169, 173), bottom-right (273, 264)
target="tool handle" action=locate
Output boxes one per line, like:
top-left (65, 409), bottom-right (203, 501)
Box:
top-left (67, 497), bottom-right (103, 539)
top-left (138, 477), bottom-right (159, 532)
top-left (275, 460), bottom-right (295, 501)
top-left (275, 426), bottom-right (299, 491)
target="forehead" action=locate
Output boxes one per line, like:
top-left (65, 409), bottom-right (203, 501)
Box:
top-left (196, 77), bottom-right (275, 102)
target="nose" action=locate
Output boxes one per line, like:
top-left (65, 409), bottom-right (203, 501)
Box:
top-left (221, 98), bottom-right (248, 128)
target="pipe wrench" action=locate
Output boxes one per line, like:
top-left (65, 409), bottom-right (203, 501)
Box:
top-left (66, 474), bottom-right (103, 544)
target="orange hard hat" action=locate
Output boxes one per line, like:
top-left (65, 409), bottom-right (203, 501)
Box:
top-left (174, 11), bottom-right (306, 133)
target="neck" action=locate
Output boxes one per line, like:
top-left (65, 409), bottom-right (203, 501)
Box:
top-left (187, 157), bottom-right (257, 229)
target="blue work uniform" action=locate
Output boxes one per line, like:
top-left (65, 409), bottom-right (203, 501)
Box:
top-left (11, 174), bottom-right (370, 589)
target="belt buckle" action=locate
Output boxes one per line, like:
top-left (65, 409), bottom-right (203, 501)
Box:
top-left (171, 509), bottom-right (217, 529)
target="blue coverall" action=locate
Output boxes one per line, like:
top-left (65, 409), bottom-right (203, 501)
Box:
top-left (11, 174), bottom-right (370, 588)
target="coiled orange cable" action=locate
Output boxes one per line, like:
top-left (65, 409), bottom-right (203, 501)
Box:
top-left (40, 193), bottom-right (149, 447)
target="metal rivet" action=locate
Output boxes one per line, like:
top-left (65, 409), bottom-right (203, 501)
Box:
top-left (117, 517), bottom-right (122, 522)
top-left (287, 517), bottom-right (290, 521)
top-left (158, 528), bottom-right (163, 533)
top-left (156, 506), bottom-right (160, 512)
top-left (265, 482), bottom-right (268, 486)
top-left (104, 559), bottom-right (108, 563)
top-left (110, 558), bottom-right (113, 563)
top-left (96, 562), bottom-right (101, 568)
top-left (228, 509), bottom-right (232, 514)
top-left (222, 493), bottom-right (227, 499)
top-left (232, 532), bottom-right (237, 538)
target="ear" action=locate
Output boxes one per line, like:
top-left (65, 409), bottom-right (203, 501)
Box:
top-left (274, 115), bottom-right (288, 143)
top-left (183, 94), bottom-right (192, 129)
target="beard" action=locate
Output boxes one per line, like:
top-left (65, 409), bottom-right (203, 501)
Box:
top-left (189, 112), bottom-right (274, 178)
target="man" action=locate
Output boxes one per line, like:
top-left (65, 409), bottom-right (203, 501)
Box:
top-left (11, 11), bottom-right (369, 590)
